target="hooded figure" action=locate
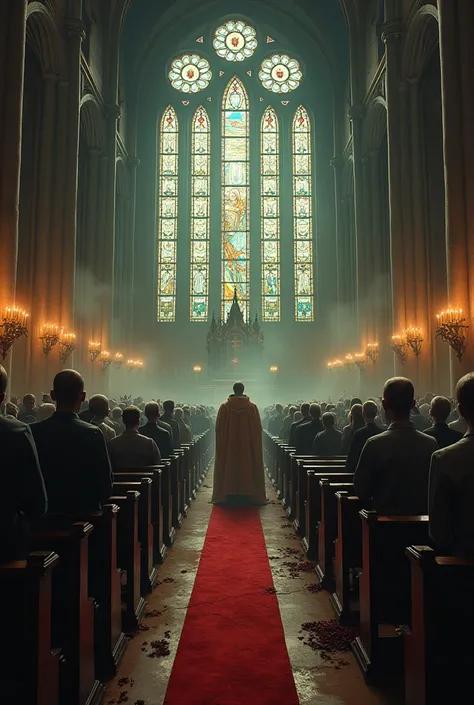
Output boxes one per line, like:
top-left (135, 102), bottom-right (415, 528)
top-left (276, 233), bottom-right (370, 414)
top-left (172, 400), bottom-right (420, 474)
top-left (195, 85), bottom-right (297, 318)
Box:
top-left (212, 382), bottom-right (266, 505)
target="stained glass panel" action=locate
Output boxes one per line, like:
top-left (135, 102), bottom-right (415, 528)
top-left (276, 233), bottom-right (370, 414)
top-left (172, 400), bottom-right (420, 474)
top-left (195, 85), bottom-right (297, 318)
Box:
top-left (293, 106), bottom-right (314, 321)
top-left (157, 106), bottom-right (178, 321)
top-left (190, 106), bottom-right (210, 320)
top-left (261, 106), bottom-right (280, 321)
top-left (222, 78), bottom-right (250, 319)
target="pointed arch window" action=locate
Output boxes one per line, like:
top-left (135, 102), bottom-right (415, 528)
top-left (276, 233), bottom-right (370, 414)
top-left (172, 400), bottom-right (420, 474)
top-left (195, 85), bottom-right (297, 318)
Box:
top-left (190, 106), bottom-right (211, 320)
top-left (222, 77), bottom-right (250, 320)
top-left (293, 105), bottom-right (314, 321)
top-left (261, 106), bottom-right (280, 321)
top-left (157, 106), bottom-right (179, 321)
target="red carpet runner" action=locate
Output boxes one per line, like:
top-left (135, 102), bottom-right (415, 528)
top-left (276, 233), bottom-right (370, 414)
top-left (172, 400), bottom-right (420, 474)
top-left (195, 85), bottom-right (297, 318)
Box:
top-left (164, 505), bottom-right (299, 705)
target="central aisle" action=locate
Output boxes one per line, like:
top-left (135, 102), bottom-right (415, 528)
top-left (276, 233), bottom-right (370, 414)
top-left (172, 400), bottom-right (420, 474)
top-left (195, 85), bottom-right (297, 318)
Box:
top-left (164, 505), bottom-right (299, 704)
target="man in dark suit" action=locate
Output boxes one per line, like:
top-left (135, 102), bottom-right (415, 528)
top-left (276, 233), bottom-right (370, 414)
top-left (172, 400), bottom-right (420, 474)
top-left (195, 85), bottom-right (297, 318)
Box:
top-left (31, 369), bottom-right (113, 513)
top-left (294, 403), bottom-right (324, 455)
top-left (288, 402), bottom-right (310, 448)
top-left (346, 400), bottom-right (383, 473)
top-left (140, 401), bottom-right (172, 458)
top-left (0, 365), bottom-right (48, 561)
top-left (424, 396), bottom-right (463, 449)
top-left (312, 412), bottom-right (342, 455)
top-left (162, 399), bottom-right (181, 449)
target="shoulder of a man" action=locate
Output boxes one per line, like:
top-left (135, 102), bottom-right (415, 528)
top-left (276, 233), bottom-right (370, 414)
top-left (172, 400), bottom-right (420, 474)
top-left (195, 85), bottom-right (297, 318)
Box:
top-left (433, 436), bottom-right (471, 463)
top-left (0, 414), bottom-right (28, 434)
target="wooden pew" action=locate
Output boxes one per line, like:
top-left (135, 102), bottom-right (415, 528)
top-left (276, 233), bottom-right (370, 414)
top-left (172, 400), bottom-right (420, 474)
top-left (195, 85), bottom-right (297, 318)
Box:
top-left (403, 546), bottom-right (474, 705)
top-left (109, 491), bottom-right (146, 630)
top-left (352, 510), bottom-right (430, 683)
top-left (29, 522), bottom-right (104, 705)
top-left (0, 551), bottom-right (61, 705)
top-left (39, 505), bottom-right (126, 678)
top-left (315, 480), bottom-right (354, 589)
top-left (169, 453), bottom-right (183, 529)
top-left (296, 459), bottom-right (346, 538)
top-left (289, 452), bottom-right (346, 519)
top-left (331, 492), bottom-right (367, 625)
top-left (302, 471), bottom-right (353, 559)
top-left (113, 478), bottom-right (157, 594)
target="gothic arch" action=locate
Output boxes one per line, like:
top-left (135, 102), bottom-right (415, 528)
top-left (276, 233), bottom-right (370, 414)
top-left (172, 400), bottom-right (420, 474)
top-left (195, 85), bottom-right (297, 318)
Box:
top-left (79, 95), bottom-right (105, 152)
top-left (26, 1), bottom-right (66, 78)
top-left (363, 97), bottom-right (387, 154)
top-left (403, 4), bottom-right (439, 80)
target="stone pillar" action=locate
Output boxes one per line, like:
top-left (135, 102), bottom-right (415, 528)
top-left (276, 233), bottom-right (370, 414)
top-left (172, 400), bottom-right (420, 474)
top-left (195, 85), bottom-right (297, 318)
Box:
top-left (126, 156), bottom-right (140, 345)
top-left (438, 0), bottom-right (474, 379)
top-left (330, 156), bottom-right (344, 347)
top-left (348, 105), bottom-right (366, 339)
top-left (0, 0), bottom-right (27, 307)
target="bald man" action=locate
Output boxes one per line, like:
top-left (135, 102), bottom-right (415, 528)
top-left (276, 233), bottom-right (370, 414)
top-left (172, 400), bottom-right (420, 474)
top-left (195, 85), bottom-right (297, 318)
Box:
top-left (140, 401), bottom-right (172, 459)
top-left (424, 396), bottom-right (463, 449)
top-left (32, 370), bottom-right (113, 512)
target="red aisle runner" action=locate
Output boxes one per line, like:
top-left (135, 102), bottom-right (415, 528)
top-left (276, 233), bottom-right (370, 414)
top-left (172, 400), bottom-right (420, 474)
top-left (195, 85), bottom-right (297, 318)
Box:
top-left (164, 505), bottom-right (299, 705)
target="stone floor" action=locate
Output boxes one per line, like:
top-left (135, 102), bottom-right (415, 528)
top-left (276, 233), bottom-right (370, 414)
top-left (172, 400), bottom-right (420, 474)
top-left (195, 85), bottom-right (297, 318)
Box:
top-left (105, 469), bottom-right (402, 705)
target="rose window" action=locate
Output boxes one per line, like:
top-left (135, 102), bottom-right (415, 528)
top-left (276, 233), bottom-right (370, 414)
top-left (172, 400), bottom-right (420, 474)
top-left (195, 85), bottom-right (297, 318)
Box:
top-left (213, 20), bottom-right (257, 62)
top-left (259, 54), bottom-right (302, 93)
top-left (168, 55), bottom-right (212, 93)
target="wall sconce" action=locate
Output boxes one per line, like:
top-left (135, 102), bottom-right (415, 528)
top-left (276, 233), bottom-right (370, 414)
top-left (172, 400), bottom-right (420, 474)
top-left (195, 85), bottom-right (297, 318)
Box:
top-left (344, 354), bottom-right (354, 370)
top-left (0, 306), bottom-right (29, 359)
top-left (99, 351), bottom-right (112, 373)
top-left (366, 342), bottom-right (379, 364)
top-left (391, 333), bottom-right (408, 364)
top-left (59, 332), bottom-right (77, 365)
top-left (126, 359), bottom-right (144, 371)
top-left (406, 327), bottom-right (424, 357)
top-left (114, 352), bottom-right (124, 368)
top-left (39, 323), bottom-right (60, 356)
top-left (135, 360), bottom-right (144, 370)
top-left (269, 365), bottom-right (278, 373)
top-left (193, 365), bottom-right (202, 373)
top-left (327, 361), bottom-right (334, 371)
top-left (354, 353), bottom-right (366, 371)
top-left (88, 340), bottom-right (102, 362)
top-left (436, 308), bottom-right (469, 361)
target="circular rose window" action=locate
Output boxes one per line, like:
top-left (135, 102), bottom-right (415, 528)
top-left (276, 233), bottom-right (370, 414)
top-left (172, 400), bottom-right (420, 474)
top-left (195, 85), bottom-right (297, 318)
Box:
top-left (213, 20), bottom-right (257, 62)
top-left (259, 54), bottom-right (302, 93)
top-left (168, 54), bottom-right (212, 93)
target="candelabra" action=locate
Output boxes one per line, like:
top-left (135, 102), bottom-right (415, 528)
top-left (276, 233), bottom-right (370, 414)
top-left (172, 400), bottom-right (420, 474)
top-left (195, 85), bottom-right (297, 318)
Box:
top-left (135, 360), bottom-right (144, 370)
top-left (327, 361), bottom-right (334, 371)
top-left (391, 334), bottom-right (408, 364)
top-left (193, 365), bottom-right (202, 373)
top-left (436, 308), bottom-right (469, 361)
top-left (99, 351), bottom-right (112, 373)
top-left (39, 323), bottom-right (60, 356)
top-left (114, 352), bottom-right (124, 368)
top-left (126, 358), bottom-right (136, 371)
top-left (88, 341), bottom-right (102, 362)
top-left (59, 332), bottom-right (77, 364)
top-left (344, 354), bottom-right (354, 370)
top-left (269, 365), bottom-right (278, 373)
top-left (406, 327), bottom-right (424, 357)
top-left (0, 306), bottom-right (29, 359)
top-left (366, 342), bottom-right (379, 364)
top-left (354, 353), bottom-right (366, 371)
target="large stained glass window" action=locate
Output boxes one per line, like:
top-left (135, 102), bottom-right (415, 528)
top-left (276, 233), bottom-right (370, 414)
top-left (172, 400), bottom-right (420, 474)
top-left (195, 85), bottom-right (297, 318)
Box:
top-left (157, 106), bottom-right (178, 322)
top-left (222, 77), bottom-right (250, 320)
top-left (293, 105), bottom-right (314, 321)
top-left (261, 106), bottom-right (280, 321)
top-left (190, 106), bottom-right (210, 320)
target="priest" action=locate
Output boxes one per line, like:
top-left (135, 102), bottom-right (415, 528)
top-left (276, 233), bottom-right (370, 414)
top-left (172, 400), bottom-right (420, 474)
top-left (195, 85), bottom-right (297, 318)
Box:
top-left (212, 381), bottom-right (266, 505)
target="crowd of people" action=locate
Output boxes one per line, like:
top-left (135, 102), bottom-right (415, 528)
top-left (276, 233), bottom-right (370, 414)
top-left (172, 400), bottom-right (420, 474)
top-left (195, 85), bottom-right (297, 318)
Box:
top-left (0, 365), bottom-right (214, 563)
top-left (264, 375), bottom-right (474, 558)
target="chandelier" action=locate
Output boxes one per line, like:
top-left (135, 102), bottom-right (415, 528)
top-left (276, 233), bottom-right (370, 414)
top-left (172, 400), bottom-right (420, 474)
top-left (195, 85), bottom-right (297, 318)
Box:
top-left (0, 306), bottom-right (29, 359)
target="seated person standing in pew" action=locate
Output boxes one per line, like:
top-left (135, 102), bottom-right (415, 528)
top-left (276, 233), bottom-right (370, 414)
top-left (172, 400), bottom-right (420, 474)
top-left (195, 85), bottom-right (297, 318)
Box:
top-left (162, 399), bottom-right (181, 450)
top-left (354, 377), bottom-right (438, 514)
top-left (109, 405), bottom-right (161, 469)
top-left (424, 395), bottom-right (463, 449)
top-left (140, 401), bottom-right (172, 459)
top-left (89, 393), bottom-right (116, 444)
top-left (0, 365), bottom-right (48, 561)
top-left (31, 369), bottom-right (113, 512)
top-left (288, 402), bottom-right (310, 448)
top-left (345, 400), bottom-right (382, 473)
top-left (174, 407), bottom-right (192, 444)
top-left (429, 373), bottom-right (474, 557)
top-left (312, 412), bottom-right (342, 455)
top-left (294, 403), bottom-right (323, 454)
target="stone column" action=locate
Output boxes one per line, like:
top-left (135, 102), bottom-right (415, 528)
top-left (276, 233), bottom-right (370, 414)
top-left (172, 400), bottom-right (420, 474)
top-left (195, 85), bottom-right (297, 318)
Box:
top-left (0, 0), bottom-right (27, 307)
top-left (348, 105), bottom-right (366, 339)
top-left (438, 0), bottom-right (474, 378)
top-left (126, 156), bottom-right (140, 345)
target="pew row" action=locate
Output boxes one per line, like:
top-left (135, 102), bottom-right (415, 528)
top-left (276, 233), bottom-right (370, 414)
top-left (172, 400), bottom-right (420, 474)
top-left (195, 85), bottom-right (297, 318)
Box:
top-left (301, 471), bottom-right (353, 559)
top-left (315, 480), bottom-right (354, 589)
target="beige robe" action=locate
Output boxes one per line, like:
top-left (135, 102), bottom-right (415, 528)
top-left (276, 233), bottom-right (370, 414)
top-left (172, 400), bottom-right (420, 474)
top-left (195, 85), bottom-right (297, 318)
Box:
top-left (212, 395), bottom-right (266, 504)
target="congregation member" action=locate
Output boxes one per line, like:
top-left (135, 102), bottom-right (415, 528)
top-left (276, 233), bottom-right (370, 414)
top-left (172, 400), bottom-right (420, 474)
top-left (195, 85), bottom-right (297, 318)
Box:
top-left (294, 403), bottom-right (323, 455)
top-left (424, 396), bottom-right (463, 448)
top-left (89, 394), bottom-right (116, 443)
top-left (288, 402), bottom-right (310, 448)
top-left (0, 365), bottom-right (48, 562)
top-left (411, 403), bottom-right (431, 431)
top-left (140, 401), bottom-right (172, 458)
top-left (345, 400), bottom-right (383, 473)
top-left (312, 412), bottom-right (342, 455)
top-left (17, 393), bottom-right (37, 424)
top-left (162, 399), bottom-right (181, 449)
top-left (174, 407), bottom-right (192, 444)
top-left (354, 377), bottom-right (438, 515)
top-left (109, 405), bottom-right (161, 469)
top-left (5, 401), bottom-right (18, 419)
top-left (268, 403), bottom-right (284, 435)
top-left (341, 403), bottom-right (364, 454)
top-left (37, 402), bottom-right (55, 421)
top-left (78, 398), bottom-right (94, 422)
top-left (429, 373), bottom-right (474, 557)
top-left (280, 405), bottom-right (297, 440)
top-left (449, 410), bottom-right (468, 435)
top-left (31, 370), bottom-right (113, 512)
top-left (108, 406), bottom-right (126, 435)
